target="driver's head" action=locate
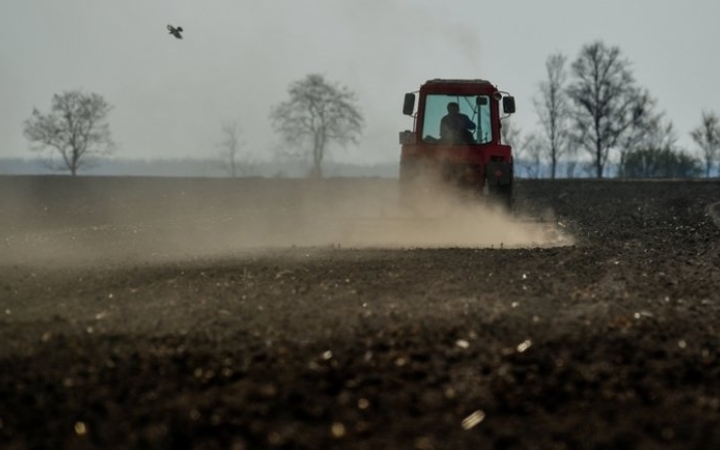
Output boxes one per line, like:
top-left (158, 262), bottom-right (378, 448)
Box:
top-left (447, 102), bottom-right (460, 113)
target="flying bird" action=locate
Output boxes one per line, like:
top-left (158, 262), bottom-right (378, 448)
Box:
top-left (167, 24), bottom-right (184, 39)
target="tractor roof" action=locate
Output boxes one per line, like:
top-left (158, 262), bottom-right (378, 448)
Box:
top-left (424, 79), bottom-right (492, 85)
top-left (420, 79), bottom-right (497, 94)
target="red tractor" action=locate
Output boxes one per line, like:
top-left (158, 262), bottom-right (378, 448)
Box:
top-left (399, 79), bottom-right (516, 209)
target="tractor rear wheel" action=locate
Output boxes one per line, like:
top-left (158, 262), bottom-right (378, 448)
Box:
top-left (488, 182), bottom-right (513, 212)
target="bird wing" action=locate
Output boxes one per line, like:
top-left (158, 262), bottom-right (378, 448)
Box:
top-left (167, 24), bottom-right (175, 32)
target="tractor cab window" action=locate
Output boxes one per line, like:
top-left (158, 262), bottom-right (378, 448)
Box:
top-left (421, 94), bottom-right (492, 145)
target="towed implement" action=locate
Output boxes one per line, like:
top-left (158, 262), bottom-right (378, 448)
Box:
top-left (399, 79), bottom-right (516, 210)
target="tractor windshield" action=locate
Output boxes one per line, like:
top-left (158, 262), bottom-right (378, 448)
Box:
top-left (421, 94), bottom-right (492, 145)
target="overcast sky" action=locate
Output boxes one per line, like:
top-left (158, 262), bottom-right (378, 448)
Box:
top-left (2, 0), bottom-right (719, 164)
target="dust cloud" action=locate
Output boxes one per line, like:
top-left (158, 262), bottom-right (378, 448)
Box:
top-left (228, 180), bottom-right (571, 249)
top-left (0, 177), bottom-right (572, 267)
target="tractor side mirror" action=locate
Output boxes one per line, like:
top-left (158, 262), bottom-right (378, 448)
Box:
top-left (403, 93), bottom-right (415, 116)
top-left (503, 96), bottom-right (516, 114)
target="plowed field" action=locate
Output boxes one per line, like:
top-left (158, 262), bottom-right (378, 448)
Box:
top-left (1, 176), bottom-right (719, 449)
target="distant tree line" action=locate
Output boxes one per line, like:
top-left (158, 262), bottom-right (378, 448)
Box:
top-left (511, 40), bottom-right (720, 179)
top-left (0, 156), bottom-right (399, 178)
top-left (22, 74), bottom-right (364, 177)
top-left (21, 42), bottom-right (719, 179)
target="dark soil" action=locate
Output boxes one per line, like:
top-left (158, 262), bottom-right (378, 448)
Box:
top-left (1, 176), bottom-right (719, 449)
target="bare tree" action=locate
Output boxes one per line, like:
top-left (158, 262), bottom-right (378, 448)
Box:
top-left (621, 118), bottom-right (686, 177)
top-left (218, 121), bottom-right (248, 178)
top-left (566, 41), bottom-right (654, 178)
top-left (501, 119), bottom-right (542, 178)
top-left (565, 160), bottom-right (578, 178)
top-left (500, 117), bottom-right (521, 148)
top-left (690, 110), bottom-right (720, 178)
top-left (533, 52), bottom-right (569, 179)
top-left (615, 92), bottom-right (663, 177)
top-left (519, 133), bottom-right (545, 178)
top-left (23, 90), bottom-right (114, 176)
top-left (270, 74), bottom-right (364, 178)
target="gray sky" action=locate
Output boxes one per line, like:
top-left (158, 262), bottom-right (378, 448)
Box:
top-left (2, 0), bottom-right (719, 164)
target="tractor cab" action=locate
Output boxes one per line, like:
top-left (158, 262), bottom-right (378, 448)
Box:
top-left (399, 79), bottom-right (516, 208)
top-left (400, 79), bottom-right (515, 148)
